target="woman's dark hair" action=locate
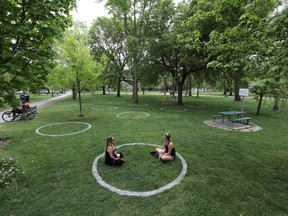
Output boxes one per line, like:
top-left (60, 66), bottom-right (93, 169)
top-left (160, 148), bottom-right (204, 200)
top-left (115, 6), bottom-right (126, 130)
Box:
top-left (164, 132), bottom-right (171, 141)
top-left (106, 137), bottom-right (113, 146)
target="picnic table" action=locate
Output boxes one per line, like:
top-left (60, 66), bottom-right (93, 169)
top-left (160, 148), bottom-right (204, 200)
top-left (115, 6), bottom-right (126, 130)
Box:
top-left (218, 111), bottom-right (245, 123)
top-left (212, 110), bottom-right (252, 127)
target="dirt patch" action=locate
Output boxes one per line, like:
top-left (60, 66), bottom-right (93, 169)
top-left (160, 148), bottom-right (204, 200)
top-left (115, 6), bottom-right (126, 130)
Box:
top-left (0, 137), bottom-right (9, 149)
top-left (203, 120), bottom-right (262, 132)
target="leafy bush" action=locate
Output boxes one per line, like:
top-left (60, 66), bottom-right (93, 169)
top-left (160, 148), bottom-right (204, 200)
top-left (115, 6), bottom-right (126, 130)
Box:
top-left (0, 156), bottom-right (24, 188)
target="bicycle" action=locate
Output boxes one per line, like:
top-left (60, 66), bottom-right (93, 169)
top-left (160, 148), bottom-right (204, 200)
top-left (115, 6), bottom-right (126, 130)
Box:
top-left (2, 106), bottom-right (37, 122)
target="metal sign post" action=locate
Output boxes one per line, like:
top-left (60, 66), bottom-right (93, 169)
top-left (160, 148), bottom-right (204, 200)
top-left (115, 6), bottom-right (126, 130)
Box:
top-left (241, 96), bottom-right (245, 112)
top-left (239, 88), bottom-right (249, 112)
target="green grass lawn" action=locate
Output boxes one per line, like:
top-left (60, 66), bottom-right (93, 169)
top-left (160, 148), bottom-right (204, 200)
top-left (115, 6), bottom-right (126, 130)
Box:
top-left (0, 92), bottom-right (287, 216)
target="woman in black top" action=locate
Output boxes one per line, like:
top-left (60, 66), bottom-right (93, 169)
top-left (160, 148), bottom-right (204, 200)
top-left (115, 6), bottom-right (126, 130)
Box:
top-left (105, 136), bottom-right (125, 166)
top-left (155, 132), bottom-right (176, 161)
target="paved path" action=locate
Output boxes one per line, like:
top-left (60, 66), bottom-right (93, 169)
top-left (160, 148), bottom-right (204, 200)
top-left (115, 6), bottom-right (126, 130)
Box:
top-left (0, 92), bottom-right (71, 123)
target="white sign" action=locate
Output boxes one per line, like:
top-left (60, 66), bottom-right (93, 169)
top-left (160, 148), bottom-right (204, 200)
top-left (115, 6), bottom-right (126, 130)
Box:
top-left (239, 88), bottom-right (249, 97)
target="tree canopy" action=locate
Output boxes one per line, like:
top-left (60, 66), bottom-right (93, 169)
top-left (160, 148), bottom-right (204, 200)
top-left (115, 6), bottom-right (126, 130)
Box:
top-left (49, 22), bottom-right (106, 116)
top-left (0, 0), bottom-right (77, 107)
top-left (2, 0), bottom-right (288, 115)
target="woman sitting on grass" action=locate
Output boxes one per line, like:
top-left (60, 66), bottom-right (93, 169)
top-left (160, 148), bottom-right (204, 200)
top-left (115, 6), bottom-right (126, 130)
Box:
top-left (151, 132), bottom-right (176, 161)
top-left (105, 136), bottom-right (125, 166)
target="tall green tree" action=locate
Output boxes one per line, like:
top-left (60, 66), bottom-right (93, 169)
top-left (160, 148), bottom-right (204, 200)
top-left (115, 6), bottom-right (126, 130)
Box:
top-left (89, 17), bottom-right (128, 97)
top-left (147, 0), bottom-right (209, 105)
top-left (147, 0), bottom-right (181, 101)
top-left (51, 22), bottom-right (106, 116)
top-left (103, 0), bottom-right (159, 103)
top-left (0, 0), bottom-right (76, 108)
top-left (205, 0), bottom-right (277, 101)
top-left (248, 5), bottom-right (288, 114)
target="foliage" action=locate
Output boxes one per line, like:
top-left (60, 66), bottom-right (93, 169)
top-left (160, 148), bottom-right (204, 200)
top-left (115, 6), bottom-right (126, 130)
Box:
top-left (263, 7), bottom-right (288, 98)
top-left (0, 0), bottom-right (77, 108)
top-left (89, 17), bottom-right (128, 96)
top-left (204, 0), bottom-right (278, 101)
top-left (147, 0), bottom-right (202, 104)
top-left (244, 5), bottom-right (288, 113)
top-left (91, 0), bottom-right (283, 107)
top-left (92, 0), bottom-right (163, 103)
top-left (0, 156), bottom-right (24, 188)
top-left (49, 22), bottom-right (106, 115)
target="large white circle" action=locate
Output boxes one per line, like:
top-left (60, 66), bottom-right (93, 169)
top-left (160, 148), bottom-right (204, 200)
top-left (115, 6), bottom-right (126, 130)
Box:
top-left (35, 122), bottom-right (92, 137)
top-left (160, 107), bottom-right (187, 112)
top-left (116, 111), bottom-right (149, 119)
top-left (92, 106), bottom-right (118, 110)
top-left (92, 143), bottom-right (187, 197)
top-left (127, 103), bottom-right (149, 107)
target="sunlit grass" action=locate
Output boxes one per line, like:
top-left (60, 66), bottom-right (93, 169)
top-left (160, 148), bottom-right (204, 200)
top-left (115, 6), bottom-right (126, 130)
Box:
top-left (0, 92), bottom-right (287, 216)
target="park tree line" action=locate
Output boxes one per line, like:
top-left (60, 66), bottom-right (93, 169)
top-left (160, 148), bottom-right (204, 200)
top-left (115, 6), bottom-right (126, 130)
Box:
top-left (88, 0), bottom-right (288, 115)
top-left (1, 0), bottom-right (288, 115)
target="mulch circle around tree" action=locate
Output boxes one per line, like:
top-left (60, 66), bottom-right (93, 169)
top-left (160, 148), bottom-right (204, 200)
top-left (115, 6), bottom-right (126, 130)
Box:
top-left (203, 120), bottom-right (262, 132)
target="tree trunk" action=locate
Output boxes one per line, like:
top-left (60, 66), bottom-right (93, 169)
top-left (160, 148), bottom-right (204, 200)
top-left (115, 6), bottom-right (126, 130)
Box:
top-left (229, 88), bottom-right (233, 96)
top-left (234, 77), bottom-right (241, 101)
top-left (102, 86), bottom-right (106, 95)
top-left (163, 76), bottom-right (167, 96)
top-left (273, 97), bottom-right (279, 112)
top-left (256, 93), bottom-right (264, 115)
top-left (77, 79), bottom-right (83, 117)
top-left (133, 73), bottom-right (139, 103)
top-left (176, 74), bottom-right (187, 105)
top-left (223, 87), bottom-right (227, 95)
top-left (172, 76), bottom-right (176, 97)
top-left (117, 77), bottom-right (121, 97)
top-left (72, 85), bottom-right (77, 99)
top-left (78, 90), bottom-right (83, 117)
top-left (188, 78), bottom-right (192, 96)
top-left (177, 81), bottom-right (184, 105)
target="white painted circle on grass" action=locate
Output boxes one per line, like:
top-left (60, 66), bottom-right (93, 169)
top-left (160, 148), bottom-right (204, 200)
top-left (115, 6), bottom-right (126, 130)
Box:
top-left (116, 111), bottom-right (149, 119)
top-left (160, 107), bottom-right (187, 112)
top-left (35, 122), bottom-right (92, 137)
top-left (92, 143), bottom-right (187, 197)
top-left (92, 106), bottom-right (118, 110)
top-left (128, 103), bottom-right (149, 107)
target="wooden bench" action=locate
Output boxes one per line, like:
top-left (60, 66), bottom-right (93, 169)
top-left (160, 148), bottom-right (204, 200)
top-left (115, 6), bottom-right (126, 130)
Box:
top-left (230, 117), bottom-right (251, 125)
top-left (212, 115), bottom-right (222, 122)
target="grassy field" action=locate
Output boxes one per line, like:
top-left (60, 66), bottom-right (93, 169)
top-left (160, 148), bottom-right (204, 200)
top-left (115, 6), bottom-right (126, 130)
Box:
top-left (0, 92), bottom-right (287, 216)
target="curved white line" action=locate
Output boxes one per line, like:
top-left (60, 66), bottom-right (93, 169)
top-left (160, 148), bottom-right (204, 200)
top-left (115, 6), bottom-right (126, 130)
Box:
top-left (160, 108), bottom-right (187, 112)
top-left (35, 122), bottom-right (92, 137)
top-left (116, 112), bottom-right (150, 119)
top-left (92, 143), bottom-right (187, 197)
top-left (92, 106), bottom-right (118, 110)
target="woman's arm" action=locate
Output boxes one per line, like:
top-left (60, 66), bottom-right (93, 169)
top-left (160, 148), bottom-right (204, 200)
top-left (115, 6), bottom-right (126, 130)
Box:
top-left (107, 146), bottom-right (118, 160)
top-left (166, 142), bottom-right (174, 155)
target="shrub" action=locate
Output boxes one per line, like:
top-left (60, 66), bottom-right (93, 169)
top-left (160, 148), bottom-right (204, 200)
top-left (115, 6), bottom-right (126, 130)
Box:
top-left (0, 156), bottom-right (25, 188)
